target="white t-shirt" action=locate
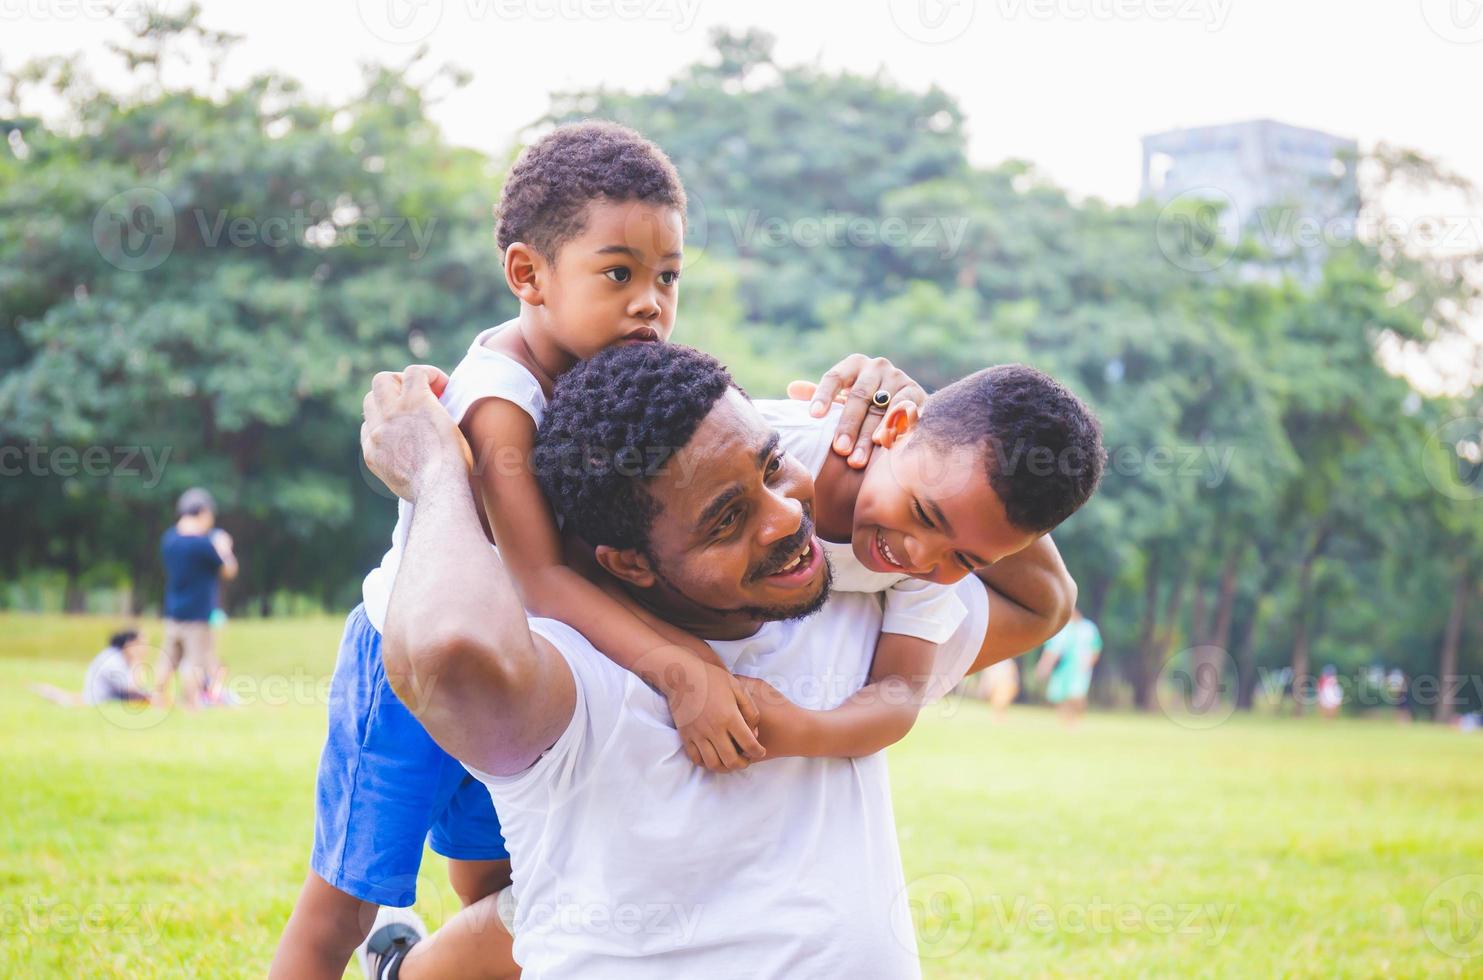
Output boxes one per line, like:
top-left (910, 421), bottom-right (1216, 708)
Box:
top-left (754, 399), bottom-right (968, 645)
top-left (82, 646), bottom-right (133, 704)
top-left (470, 579), bottom-right (990, 979)
top-left (361, 322), bottom-right (545, 633)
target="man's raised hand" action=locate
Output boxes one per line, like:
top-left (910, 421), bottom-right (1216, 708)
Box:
top-left (360, 365), bottom-right (470, 502)
top-left (787, 354), bottom-right (927, 469)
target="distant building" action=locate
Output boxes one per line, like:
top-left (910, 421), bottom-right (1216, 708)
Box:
top-left (1140, 119), bottom-right (1359, 273)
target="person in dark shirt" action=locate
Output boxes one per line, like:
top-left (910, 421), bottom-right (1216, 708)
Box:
top-left (158, 487), bottom-right (238, 707)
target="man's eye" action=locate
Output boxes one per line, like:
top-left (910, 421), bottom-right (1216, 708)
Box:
top-left (659, 270), bottom-right (680, 286)
top-left (604, 268), bottom-right (632, 283)
top-left (766, 452), bottom-right (785, 477)
top-left (716, 511), bottom-right (738, 532)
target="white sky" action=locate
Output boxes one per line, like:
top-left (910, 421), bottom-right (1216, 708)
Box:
top-left (4, 0), bottom-right (1481, 390)
top-left (4, 0), bottom-right (1480, 204)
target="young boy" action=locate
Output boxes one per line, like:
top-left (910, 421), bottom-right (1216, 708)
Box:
top-left (272, 120), bottom-right (908, 978)
top-left (744, 363), bottom-right (1104, 756)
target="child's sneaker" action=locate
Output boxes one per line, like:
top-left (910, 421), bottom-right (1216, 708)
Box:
top-left (356, 905), bottom-right (426, 979)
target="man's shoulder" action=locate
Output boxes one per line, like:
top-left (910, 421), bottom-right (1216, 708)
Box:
top-left (526, 617), bottom-right (629, 693)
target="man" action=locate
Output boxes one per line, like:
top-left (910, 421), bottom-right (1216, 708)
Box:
top-left (360, 346), bottom-right (1077, 977)
top-left (157, 487), bottom-right (237, 707)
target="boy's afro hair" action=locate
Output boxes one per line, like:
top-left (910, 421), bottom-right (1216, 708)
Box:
top-left (495, 120), bottom-right (687, 260)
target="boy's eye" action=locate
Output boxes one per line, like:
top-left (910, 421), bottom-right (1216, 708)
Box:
top-left (956, 553), bottom-right (975, 573)
top-left (604, 268), bottom-right (632, 284)
top-left (659, 270), bottom-right (680, 286)
top-left (913, 500), bottom-right (933, 528)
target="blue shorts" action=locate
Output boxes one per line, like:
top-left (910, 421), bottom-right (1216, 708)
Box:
top-left (311, 604), bottom-right (508, 907)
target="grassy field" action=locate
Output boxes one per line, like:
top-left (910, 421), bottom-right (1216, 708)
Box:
top-left (3, 613), bottom-right (1482, 978)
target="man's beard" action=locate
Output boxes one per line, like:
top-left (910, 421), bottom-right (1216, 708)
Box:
top-left (652, 544), bottom-right (835, 624)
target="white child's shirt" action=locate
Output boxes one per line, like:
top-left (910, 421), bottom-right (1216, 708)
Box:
top-left (360, 321), bottom-right (545, 633)
top-left (753, 399), bottom-right (969, 644)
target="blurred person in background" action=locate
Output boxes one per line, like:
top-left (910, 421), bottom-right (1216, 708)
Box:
top-left (1317, 665), bottom-right (1343, 720)
top-left (31, 628), bottom-right (153, 707)
top-left (981, 656), bottom-right (1020, 722)
top-left (1385, 668), bottom-right (1411, 723)
top-left (156, 487), bottom-right (237, 708)
top-left (1037, 608), bottom-right (1102, 728)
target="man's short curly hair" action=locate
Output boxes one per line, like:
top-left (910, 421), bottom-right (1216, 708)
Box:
top-left (495, 121), bottom-right (687, 261)
top-left (534, 343), bottom-right (736, 555)
top-left (917, 364), bottom-right (1105, 533)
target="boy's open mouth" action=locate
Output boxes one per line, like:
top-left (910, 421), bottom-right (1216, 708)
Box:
top-left (874, 528), bottom-right (906, 571)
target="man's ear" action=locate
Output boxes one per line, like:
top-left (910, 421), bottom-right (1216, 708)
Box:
top-left (593, 544), bottom-right (657, 589)
top-left (503, 241), bottom-right (545, 306)
top-left (873, 401), bottom-right (921, 448)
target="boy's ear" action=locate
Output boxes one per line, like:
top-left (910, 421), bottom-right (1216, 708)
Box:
top-left (873, 401), bottom-right (921, 449)
top-left (503, 241), bottom-right (545, 306)
top-left (593, 544), bottom-right (657, 589)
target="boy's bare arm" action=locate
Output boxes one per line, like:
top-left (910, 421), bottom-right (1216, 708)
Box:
top-left (739, 633), bottom-right (940, 760)
top-left (967, 534), bottom-right (1077, 676)
top-left (464, 398), bottom-right (763, 773)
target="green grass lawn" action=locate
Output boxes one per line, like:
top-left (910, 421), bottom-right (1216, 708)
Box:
top-left (3, 613), bottom-right (1481, 978)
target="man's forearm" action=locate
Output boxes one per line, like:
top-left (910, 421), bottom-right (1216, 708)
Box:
top-left (383, 478), bottom-right (518, 677)
top-left (382, 476), bottom-right (568, 775)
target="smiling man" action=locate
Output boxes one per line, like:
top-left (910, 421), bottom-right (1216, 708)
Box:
top-left (359, 344), bottom-right (1072, 978)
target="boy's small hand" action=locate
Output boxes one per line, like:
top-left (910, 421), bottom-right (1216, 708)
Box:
top-left (789, 354), bottom-right (926, 469)
top-left (733, 675), bottom-right (815, 759)
top-left (668, 660), bottom-right (766, 773)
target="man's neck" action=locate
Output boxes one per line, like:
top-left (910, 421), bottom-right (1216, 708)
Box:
top-left (621, 580), bottom-right (766, 643)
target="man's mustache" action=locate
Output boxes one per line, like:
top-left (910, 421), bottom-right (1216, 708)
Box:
top-left (749, 513), bottom-right (816, 581)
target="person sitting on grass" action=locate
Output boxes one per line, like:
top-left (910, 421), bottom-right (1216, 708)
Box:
top-left (31, 629), bottom-right (152, 707)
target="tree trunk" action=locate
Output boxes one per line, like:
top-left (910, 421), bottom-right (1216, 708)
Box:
top-left (1190, 585), bottom-right (1211, 646)
top-left (1233, 601), bottom-right (1263, 710)
top-left (1132, 560), bottom-right (1163, 711)
top-left (1148, 573), bottom-right (1189, 711)
top-left (1288, 527), bottom-right (1330, 718)
top-left (1211, 546), bottom-right (1242, 653)
top-left (1438, 563), bottom-right (1470, 725)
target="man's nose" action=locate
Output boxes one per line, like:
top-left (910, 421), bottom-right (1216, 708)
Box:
top-left (757, 489), bottom-right (804, 545)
